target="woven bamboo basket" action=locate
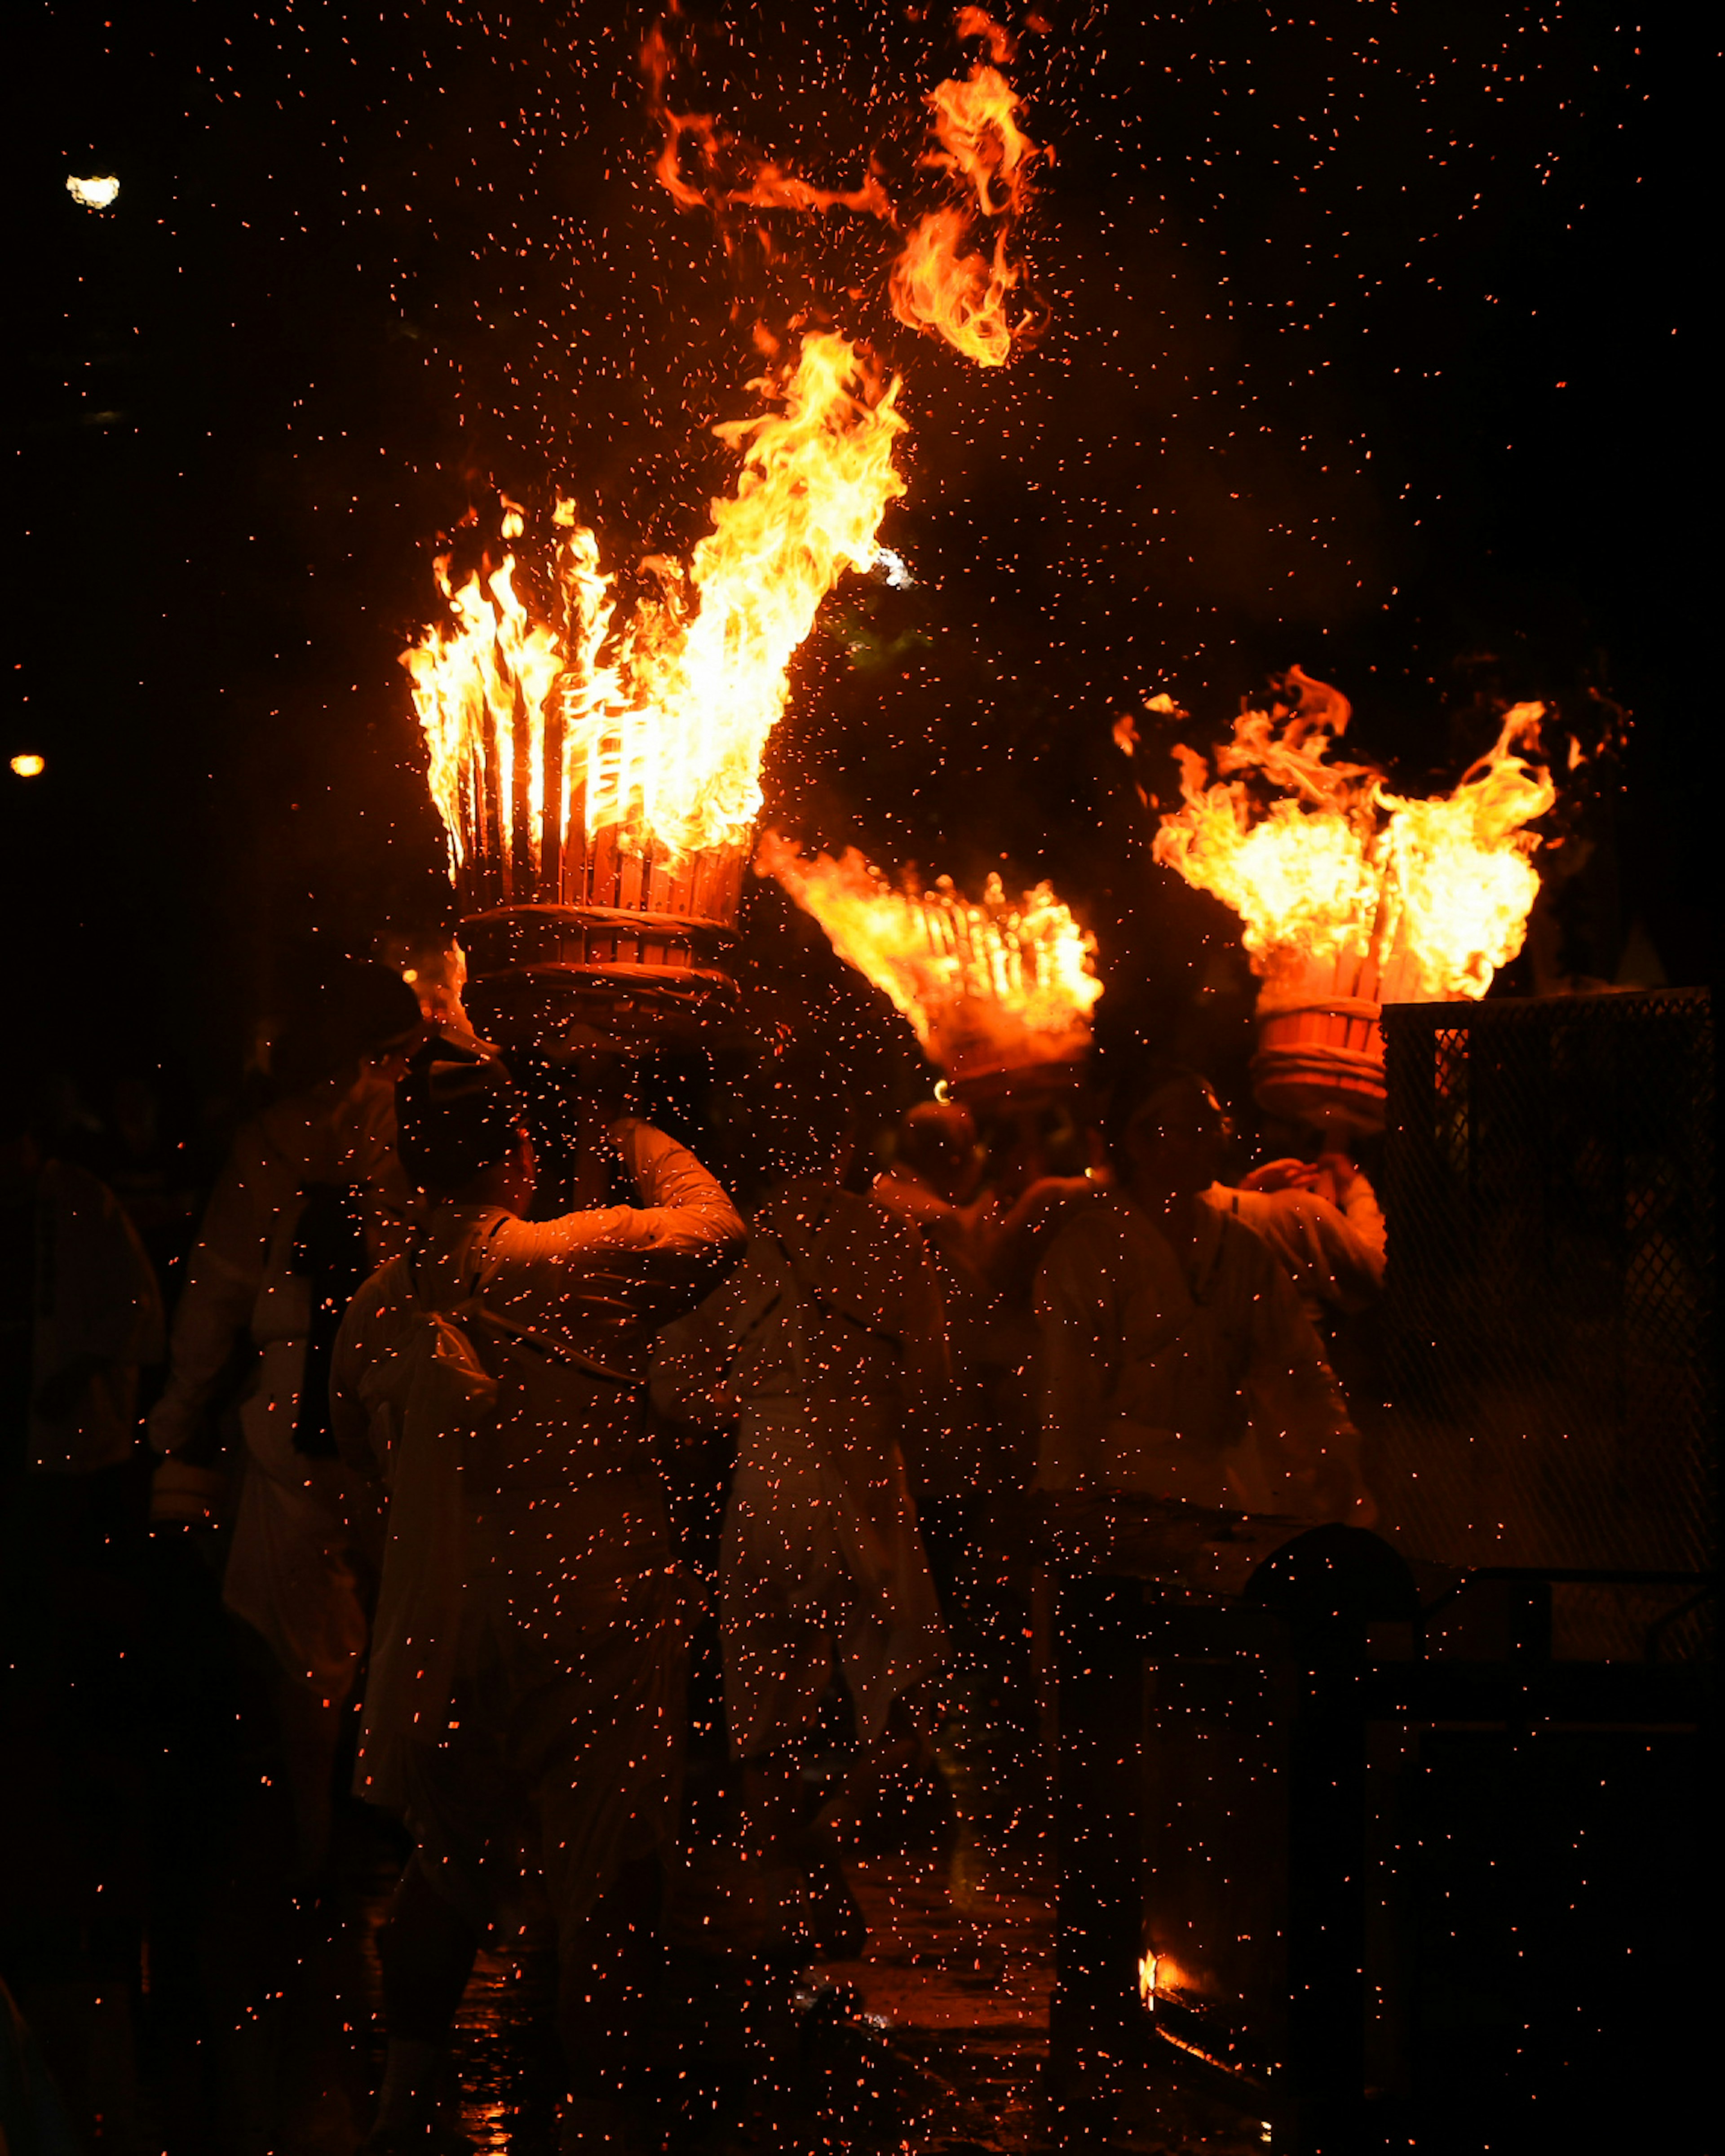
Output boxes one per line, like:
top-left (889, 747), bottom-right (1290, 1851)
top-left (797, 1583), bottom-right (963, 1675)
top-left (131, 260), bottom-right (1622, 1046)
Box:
top-left (453, 677), bottom-right (747, 1055)
top-left (1252, 929), bottom-right (1423, 1134)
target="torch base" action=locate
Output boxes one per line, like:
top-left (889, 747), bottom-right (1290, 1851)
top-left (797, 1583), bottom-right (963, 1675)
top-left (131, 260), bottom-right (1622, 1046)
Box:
top-left (1252, 1001), bottom-right (1388, 1136)
top-left (461, 905), bottom-right (742, 1059)
top-left (947, 1057), bottom-right (1088, 1112)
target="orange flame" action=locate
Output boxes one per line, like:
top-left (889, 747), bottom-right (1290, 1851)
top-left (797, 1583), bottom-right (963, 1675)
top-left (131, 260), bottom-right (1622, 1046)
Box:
top-left (1137, 1948), bottom-right (1205, 2010)
top-left (888, 33), bottom-right (1044, 366)
top-left (758, 832), bottom-right (1101, 1079)
top-left (1151, 672), bottom-right (1558, 1005)
top-left (644, 8), bottom-right (1043, 368)
top-left (405, 332), bottom-right (907, 895)
top-left (920, 61), bottom-right (1039, 221)
top-left (640, 23), bottom-right (895, 229)
top-left (889, 208), bottom-right (1022, 368)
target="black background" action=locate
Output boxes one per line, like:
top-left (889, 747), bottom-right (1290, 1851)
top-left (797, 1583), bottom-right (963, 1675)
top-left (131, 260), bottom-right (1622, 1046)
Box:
top-left (9, 0), bottom-right (1709, 1105)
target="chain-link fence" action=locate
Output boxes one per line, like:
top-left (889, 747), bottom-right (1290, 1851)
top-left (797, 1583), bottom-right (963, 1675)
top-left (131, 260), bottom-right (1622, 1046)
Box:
top-left (1378, 992), bottom-right (1715, 1651)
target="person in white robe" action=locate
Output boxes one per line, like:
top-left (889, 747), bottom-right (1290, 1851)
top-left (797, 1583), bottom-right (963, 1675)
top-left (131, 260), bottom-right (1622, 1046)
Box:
top-left (146, 965), bottom-right (425, 1872)
top-left (651, 1135), bottom-right (950, 1952)
top-left (1035, 1061), bottom-right (1373, 1523)
top-left (1205, 1146), bottom-right (1386, 1324)
top-left (332, 1040), bottom-right (744, 2152)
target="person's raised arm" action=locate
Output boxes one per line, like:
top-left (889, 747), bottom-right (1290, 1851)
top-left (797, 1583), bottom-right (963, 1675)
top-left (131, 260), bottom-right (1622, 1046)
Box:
top-left (478, 1119), bottom-right (747, 1341)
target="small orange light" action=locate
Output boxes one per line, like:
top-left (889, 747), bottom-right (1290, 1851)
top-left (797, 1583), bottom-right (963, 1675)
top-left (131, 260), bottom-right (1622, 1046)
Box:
top-left (9, 754), bottom-right (45, 779)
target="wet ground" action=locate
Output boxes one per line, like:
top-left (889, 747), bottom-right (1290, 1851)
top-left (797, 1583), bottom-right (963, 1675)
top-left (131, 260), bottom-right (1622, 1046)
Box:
top-left (2, 1505), bottom-right (1265, 2155)
top-left (172, 1799), bottom-right (1262, 2156)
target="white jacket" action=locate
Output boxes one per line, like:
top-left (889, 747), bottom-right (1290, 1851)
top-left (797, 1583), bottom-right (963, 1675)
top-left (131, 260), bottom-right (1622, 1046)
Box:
top-left (1034, 1191), bottom-right (1366, 1518)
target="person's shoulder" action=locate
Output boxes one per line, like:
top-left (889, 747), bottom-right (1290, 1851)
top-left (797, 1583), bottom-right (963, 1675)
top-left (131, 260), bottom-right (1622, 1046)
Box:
top-left (869, 1168), bottom-right (949, 1227)
top-left (1042, 1188), bottom-right (1132, 1262)
top-left (37, 1156), bottom-right (124, 1223)
top-left (1214, 1203), bottom-right (1291, 1280)
top-left (336, 1251), bottom-right (406, 1345)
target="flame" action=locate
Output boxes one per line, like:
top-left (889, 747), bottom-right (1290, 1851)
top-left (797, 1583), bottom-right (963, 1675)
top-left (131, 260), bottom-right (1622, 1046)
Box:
top-left (645, 8), bottom-right (1043, 368)
top-left (889, 208), bottom-right (1022, 368)
top-left (408, 13), bottom-right (1052, 907)
top-left (1137, 1949), bottom-right (1203, 2010)
top-left (920, 62), bottom-right (1039, 221)
top-left (640, 23), bottom-right (895, 228)
top-left (403, 549), bottom-right (563, 890)
top-left (66, 174), bottom-right (119, 210)
top-left (889, 36), bottom-right (1044, 366)
top-left (953, 5), bottom-right (1016, 65)
top-left (1151, 673), bottom-right (1557, 1005)
top-left (404, 333), bottom-right (907, 891)
top-left (758, 832), bottom-right (1101, 1078)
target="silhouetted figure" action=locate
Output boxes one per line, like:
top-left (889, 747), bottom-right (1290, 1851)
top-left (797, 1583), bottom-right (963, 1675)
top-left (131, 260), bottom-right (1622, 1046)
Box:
top-left (1035, 1060), bottom-right (1373, 1522)
top-left (332, 1040), bottom-right (744, 2152)
top-left (146, 959), bottom-right (425, 1874)
top-left (652, 1111), bottom-right (949, 1954)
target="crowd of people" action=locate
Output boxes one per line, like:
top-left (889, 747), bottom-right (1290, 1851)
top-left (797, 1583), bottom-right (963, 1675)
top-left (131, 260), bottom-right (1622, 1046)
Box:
top-left (0, 957), bottom-right (1387, 2153)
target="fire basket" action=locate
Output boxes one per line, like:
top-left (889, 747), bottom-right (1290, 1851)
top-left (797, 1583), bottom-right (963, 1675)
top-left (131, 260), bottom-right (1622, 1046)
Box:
top-left (450, 794), bottom-right (745, 1055)
top-left (1152, 680), bottom-right (1556, 1135)
top-left (757, 834), bottom-right (1103, 1104)
top-left (1249, 936), bottom-right (1423, 1135)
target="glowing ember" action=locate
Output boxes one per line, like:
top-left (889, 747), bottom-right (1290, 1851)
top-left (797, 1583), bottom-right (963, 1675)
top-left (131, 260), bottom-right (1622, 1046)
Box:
top-left (1151, 670), bottom-right (1557, 1006)
top-left (404, 332), bottom-right (907, 899)
top-left (9, 753), bottom-right (45, 779)
top-left (757, 832), bottom-right (1101, 1080)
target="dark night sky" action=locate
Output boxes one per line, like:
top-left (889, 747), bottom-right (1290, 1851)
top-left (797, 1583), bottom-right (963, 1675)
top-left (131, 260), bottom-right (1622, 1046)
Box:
top-left (9, 0), bottom-right (1709, 1102)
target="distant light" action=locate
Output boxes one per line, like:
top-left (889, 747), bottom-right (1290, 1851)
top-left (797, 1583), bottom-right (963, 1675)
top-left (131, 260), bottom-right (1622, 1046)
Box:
top-left (10, 754), bottom-right (45, 779)
top-left (67, 174), bottom-right (119, 210)
top-left (872, 547), bottom-right (914, 589)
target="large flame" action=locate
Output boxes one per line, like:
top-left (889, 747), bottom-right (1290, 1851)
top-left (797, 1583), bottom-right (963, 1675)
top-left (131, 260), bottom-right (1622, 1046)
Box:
top-left (886, 34), bottom-right (1043, 366)
top-left (404, 332), bottom-right (907, 894)
top-left (758, 832), bottom-right (1102, 1078)
top-left (1151, 671), bottom-right (1557, 1005)
top-left (408, 9), bottom-right (1047, 909)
